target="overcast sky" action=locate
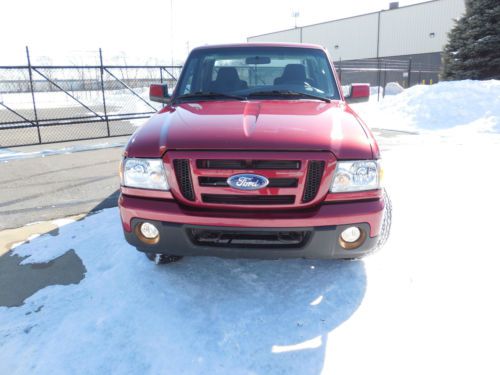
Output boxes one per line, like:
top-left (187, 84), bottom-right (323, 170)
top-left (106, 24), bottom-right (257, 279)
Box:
top-left (2, 0), bottom-right (423, 65)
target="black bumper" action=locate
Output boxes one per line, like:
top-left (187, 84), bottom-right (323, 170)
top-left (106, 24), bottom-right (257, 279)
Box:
top-left (124, 218), bottom-right (378, 260)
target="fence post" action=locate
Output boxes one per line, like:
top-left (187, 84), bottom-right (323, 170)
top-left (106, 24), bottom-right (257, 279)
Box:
top-left (338, 57), bottom-right (342, 83)
top-left (26, 46), bottom-right (41, 144)
top-left (99, 48), bottom-right (110, 137)
top-left (382, 62), bottom-right (387, 98)
top-left (377, 58), bottom-right (381, 102)
top-left (407, 58), bottom-right (412, 88)
top-left (159, 68), bottom-right (165, 108)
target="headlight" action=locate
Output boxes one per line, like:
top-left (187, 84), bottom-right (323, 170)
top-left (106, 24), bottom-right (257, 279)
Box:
top-left (122, 158), bottom-right (169, 190)
top-left (330, 160), bottom-right (381, 193)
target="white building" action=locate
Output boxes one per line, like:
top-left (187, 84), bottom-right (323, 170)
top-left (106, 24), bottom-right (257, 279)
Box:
top-left (248, 0), bottom-right (466, 85)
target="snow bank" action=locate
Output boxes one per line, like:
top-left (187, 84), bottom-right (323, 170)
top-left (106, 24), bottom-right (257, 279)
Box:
top-left (384, 82), bottom-right (404, 96)
top-left (353, 80), bottom-right (500, 135)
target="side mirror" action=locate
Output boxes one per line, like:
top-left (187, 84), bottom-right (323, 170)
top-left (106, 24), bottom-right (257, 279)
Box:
top-left (345, 83), bottom-right (370, 103)
top-left (149, 84), bottom-right (170, 103)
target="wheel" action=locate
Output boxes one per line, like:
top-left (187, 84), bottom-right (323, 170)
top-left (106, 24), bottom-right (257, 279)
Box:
top-left (145, 253), bottom-right (183, 265)
top-left (374, 188), bottom-right (392, 251)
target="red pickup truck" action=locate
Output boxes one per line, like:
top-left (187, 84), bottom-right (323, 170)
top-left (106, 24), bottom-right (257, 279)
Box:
top-left (119, 43), bottom-right (391, 264)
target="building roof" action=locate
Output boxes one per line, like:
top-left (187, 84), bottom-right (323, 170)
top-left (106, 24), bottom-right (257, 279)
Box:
top-left (192, 42), bottom-right (325, 51)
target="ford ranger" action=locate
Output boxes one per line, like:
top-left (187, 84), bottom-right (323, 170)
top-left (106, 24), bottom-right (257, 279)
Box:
top-left (118, 43), bottom-right (391, 264)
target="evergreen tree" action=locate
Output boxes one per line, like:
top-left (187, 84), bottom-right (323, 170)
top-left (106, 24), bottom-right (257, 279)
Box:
top-left (442, 0), bottom-right (500, 80)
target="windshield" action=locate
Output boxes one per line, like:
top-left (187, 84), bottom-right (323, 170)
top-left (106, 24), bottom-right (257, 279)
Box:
top-left (174, 46), bottom-right (340, 101)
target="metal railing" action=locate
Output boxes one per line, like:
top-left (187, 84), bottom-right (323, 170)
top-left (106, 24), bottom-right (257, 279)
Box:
top-left (0, 48), bottom-right (181, 147)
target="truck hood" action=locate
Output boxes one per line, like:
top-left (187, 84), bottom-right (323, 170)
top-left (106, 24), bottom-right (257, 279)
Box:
top-left (126, 100), bottom-right (375, 159)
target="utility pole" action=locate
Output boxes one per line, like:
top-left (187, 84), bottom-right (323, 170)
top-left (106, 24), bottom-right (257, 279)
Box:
top-left (170, 0), bottom-right (174, 67)
top-left (292, 11), bottom-right (300, 28)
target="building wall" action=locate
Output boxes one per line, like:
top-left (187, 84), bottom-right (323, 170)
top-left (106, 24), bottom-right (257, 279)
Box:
top-left (248, 28), bottom-right (301, 44)
top-left (302, 13), bottom-right (379, 61)
top-left (379, 0), bottom-right (466, 57)
top-left (248, 0), bottom-right (465, 61)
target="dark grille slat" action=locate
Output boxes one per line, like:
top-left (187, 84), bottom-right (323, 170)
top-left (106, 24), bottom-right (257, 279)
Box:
top-left (202, 194), bottom-right (295, 205)
top-left (197, 160), bottom-right (301, 170)
top-left (199, 177), bottom-right (298, 188)
top-left (188, 228), bottom-right (310, 249)
top-left (173, 159), bottom-right (195, 201)
top-left (302, 161), bottom-right (325, 203)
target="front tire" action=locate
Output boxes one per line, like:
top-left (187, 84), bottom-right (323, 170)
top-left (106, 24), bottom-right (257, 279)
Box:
top-left (375, 188), bottom-right (392, 251)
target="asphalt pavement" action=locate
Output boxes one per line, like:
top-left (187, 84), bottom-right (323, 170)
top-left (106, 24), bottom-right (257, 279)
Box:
top-left (0, 137), bottom-right (128, 230)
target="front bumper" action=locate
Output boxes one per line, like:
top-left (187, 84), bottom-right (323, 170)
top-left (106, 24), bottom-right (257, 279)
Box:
top-left (119, 194), bottom-right (384, 259)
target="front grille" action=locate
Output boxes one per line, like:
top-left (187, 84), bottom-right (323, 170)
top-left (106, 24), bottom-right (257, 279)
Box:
top-left (173, 159), bottom-right (195, 201)
top-left (302, 161), bottom-right (325, 203)
top-left (199, 177), bottom-right (298, 188)
top-left (169, 151), bottom-right (331, 208)
top-left (188, 228), bottom-right (310, 249)
top-left (202, 194), bottom-right (295, 205)
top-left (197, 159), bottom-right (301, 170)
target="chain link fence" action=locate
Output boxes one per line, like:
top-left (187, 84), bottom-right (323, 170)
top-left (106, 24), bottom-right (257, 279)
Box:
top-left (0, 52), bottom-right (181, 147)
top-left (1, 49), bottom-right (441, 148)
top-left (336, 57), bottom-right (441, 99)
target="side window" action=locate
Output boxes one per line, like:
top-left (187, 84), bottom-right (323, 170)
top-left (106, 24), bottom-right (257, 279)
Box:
top-left (180, 63), bottom-right (195, 94)
top-left (308, 58), bottom-right (334, 94)
top-left (182, 73), bottom-right (193, 94)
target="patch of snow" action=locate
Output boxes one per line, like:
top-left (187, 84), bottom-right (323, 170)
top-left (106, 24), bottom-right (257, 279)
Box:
top-left (0, 89), bottom-right (160, 112)
top-left (369, 86), bottom-right (384, 97)
top-left (384, 81), bottom-right (404, 95)
top-left (353, 80), bottom-right (500, 135)
top-left (0, 141), bottom-right (126, 162)
top-left (272, 336), bottom-right (322, 353)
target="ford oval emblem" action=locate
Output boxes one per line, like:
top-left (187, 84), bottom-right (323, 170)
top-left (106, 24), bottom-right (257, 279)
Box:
top-left (227, 174), bottom-right (269, 191)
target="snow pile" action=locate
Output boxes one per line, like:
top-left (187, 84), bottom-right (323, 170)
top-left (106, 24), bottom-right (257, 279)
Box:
top-left (354, 80), bottom-right (500, 135)
top-left (383, 82), bottom-right (404, 96)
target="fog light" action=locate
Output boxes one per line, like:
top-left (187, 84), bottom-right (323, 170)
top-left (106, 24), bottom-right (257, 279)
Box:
top-left (341, 227), bottom-right (361, 243)
top-left (339, 226), bottom-right (366, 250)
top-left (140, 222), bottom-right (159, 238)
top-left (135, 222), bottom-right (160, 244)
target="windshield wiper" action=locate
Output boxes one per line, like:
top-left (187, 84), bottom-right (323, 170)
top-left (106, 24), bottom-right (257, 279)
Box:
top-left (174, 91), bottom-right (246, 103)
top-left (247, 90), bottom-right (331, 103)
